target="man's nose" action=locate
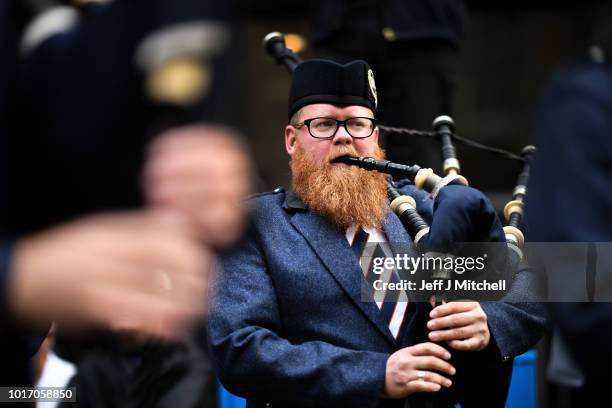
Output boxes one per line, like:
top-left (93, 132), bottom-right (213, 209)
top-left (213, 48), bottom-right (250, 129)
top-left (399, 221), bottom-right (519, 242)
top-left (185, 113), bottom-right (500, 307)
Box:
top-left (332, 124), bottom-right (352, 145)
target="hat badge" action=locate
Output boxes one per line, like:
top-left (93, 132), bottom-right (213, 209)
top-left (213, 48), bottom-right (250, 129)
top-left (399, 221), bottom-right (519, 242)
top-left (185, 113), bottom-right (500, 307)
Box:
top-left (367, 69), bottom-right (378, 109)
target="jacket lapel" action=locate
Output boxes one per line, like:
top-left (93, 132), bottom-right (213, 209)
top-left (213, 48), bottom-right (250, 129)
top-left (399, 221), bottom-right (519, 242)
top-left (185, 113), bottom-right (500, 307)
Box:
top-left (289, 210), bottom-right (398, 346)
top-left (382, 211), bottom-right (415, 256)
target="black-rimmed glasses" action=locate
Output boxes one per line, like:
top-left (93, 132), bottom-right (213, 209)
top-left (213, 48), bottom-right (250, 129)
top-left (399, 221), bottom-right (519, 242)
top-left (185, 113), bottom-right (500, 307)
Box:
top-left (294, 117), bottom-right (377, 139)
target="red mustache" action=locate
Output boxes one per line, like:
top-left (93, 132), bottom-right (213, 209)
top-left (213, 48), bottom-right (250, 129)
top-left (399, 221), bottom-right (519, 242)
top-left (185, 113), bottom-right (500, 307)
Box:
top-left (326, 146), bottom-right (359, 163)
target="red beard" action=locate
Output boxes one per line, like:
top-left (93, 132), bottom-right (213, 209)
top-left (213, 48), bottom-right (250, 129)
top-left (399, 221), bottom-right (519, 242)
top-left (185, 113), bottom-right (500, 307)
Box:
top-left (290, 142), bottom-right (389, 230)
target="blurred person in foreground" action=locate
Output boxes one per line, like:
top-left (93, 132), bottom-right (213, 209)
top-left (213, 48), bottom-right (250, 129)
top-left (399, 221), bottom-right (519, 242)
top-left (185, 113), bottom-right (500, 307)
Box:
top-left (208, 59), bottom-right (546, 408)
top-left (0, 0), bottom-right (251, 402)
top-left (525, 43), bottom-right (612, 406)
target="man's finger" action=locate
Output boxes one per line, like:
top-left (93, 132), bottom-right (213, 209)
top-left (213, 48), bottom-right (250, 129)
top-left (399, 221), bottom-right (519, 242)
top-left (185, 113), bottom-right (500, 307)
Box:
top-left (430, 301), bottom-right (477, 318)
top-left (406, 381), bottom-right (442, 394)
top-left (427, 311), bottom-right (477, 330)
top-left (429, 325), bottom-right (480, 342)
top-left (447, 337), bottom-right (485, 351)
top-left (409, 342), bottom-right (452, 360)
top-left (412, 356), bottom-right (456, 376)
top-left (411, 371), bottom-right (453, 388)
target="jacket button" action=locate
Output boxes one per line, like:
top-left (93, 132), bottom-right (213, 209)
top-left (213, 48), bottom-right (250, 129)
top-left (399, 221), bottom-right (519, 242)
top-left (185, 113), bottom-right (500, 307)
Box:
top-left (502, 355), bottom-right (511, 362)
top-left (382, 27), bottom-right (396, 41)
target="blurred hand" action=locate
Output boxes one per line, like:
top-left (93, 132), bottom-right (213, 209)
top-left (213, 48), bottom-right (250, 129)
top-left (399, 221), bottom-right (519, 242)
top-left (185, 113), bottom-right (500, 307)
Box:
top-left (428, 301), bottom-right (490, 351)
top-left (383, 342), bottom-right (455, 399)
top-left (143, 125), bottom-right (251, 248)
top-left (9, 210), bottom-right (211, 341)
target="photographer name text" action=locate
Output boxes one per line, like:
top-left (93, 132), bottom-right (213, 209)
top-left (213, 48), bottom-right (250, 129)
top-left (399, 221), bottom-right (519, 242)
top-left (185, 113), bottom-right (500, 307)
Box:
top-left (373, 279), bottom-right (506, 292)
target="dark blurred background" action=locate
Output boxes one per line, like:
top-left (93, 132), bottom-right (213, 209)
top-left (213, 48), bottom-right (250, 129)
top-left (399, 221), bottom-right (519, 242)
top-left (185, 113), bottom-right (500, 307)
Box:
top-left (224, 1), bottom-right (610, 215)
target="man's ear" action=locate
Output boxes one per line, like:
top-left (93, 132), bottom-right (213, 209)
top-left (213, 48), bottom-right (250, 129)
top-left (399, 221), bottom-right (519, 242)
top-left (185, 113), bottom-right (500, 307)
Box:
top-left (285, 125), bottom-right (297, 155)
top-left (372, 126), bottom-right (379, 144)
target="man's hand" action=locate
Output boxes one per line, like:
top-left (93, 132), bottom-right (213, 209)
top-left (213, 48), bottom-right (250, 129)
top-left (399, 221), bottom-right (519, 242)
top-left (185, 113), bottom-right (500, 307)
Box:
top-left (428, 301), bottom-right (490, 351)
top-left (9, 210), bottom-right (211, 341)
top-left (383, 342), bottom-right (455, 399)
top-left (143, 125), bottom-right (251, 248)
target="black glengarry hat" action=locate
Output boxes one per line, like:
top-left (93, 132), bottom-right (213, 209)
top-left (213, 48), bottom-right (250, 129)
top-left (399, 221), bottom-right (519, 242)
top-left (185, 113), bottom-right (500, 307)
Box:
top-left (288, 59), bottom-right (378, 120)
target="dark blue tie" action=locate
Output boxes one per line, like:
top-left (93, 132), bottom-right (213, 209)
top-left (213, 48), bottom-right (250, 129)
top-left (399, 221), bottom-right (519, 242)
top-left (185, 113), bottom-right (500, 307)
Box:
top-left (350, 227), bottom-right (408, 339)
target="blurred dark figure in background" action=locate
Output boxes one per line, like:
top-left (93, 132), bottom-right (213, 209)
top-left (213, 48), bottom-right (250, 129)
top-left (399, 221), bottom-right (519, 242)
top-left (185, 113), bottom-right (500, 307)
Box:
top-left (5, 0), bottom-right (241, 233)
top-left (309, 0), bottom-right (467, 170)
top-left (525, 44), bottom-right (612, 406)
top-left (1, 0), bottom-right (251, 406)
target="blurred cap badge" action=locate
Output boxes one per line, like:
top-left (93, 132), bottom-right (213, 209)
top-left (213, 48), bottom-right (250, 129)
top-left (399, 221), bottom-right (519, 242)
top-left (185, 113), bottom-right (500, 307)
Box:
top-left (147, 57), bottom-right (211, 105)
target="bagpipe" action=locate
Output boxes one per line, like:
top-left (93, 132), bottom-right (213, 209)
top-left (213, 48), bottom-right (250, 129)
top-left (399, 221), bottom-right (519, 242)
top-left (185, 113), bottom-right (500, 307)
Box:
top-left (264, 32), bottom-right (536, 302)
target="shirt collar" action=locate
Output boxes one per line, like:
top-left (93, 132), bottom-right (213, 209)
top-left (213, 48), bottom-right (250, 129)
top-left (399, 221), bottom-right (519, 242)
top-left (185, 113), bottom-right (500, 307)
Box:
top-left (282, 187), bottom-right (308, 212)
